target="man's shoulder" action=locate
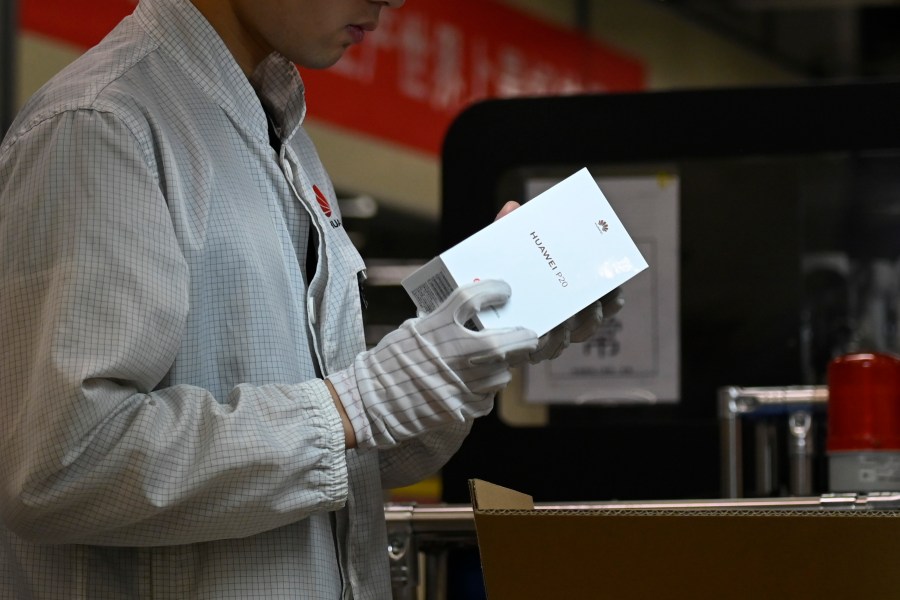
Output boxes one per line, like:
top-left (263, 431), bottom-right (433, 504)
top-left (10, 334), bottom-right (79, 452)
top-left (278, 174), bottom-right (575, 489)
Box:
top-left (5, 24), bottom-right (168, 145)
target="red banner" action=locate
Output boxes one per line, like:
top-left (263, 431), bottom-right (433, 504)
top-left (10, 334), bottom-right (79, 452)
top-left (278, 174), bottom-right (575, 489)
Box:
top-left (21, 0), bottom-right (138, 50)
top-left (21, 0), bottom-right (645, 155)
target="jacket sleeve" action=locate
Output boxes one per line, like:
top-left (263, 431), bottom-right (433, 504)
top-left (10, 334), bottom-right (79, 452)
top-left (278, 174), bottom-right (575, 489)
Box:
top-left (0, 109), bottom-right (349, 547)
top-left (376, 421), bottom-right (472, 490)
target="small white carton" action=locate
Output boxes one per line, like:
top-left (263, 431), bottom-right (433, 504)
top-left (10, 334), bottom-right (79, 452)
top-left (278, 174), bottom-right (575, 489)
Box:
top-left (401, 168), bottom-right (648, 335)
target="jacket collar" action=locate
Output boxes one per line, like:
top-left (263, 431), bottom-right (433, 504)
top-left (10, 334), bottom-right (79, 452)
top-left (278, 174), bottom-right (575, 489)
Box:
top-left (134, 0), bottom-right (307, 146)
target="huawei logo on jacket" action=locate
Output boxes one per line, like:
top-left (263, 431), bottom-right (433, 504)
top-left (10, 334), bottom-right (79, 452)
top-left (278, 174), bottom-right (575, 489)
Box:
top-left (313, 185), bottom-right (342, 228)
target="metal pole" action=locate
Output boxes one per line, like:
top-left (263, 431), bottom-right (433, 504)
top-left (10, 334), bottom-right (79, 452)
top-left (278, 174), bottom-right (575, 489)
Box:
top-left (788, 410), bottom-right (815, 496)
top-left (0, 0), bottom-right (18, 136)
top-left (718, 386), bottom-right (743, 498)
top-left (754, 420), bottom-right (778, 496)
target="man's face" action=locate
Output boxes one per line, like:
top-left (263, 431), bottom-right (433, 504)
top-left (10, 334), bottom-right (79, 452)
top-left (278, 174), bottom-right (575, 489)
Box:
top-left (195, 0), bottom-right (404, 74)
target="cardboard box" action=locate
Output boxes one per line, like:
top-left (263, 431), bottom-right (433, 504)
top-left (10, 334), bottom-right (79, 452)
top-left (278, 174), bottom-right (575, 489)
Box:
top-left (468, 479), bottom-right (900, 599)
top-left (401, 168), bottom-right (647, 336)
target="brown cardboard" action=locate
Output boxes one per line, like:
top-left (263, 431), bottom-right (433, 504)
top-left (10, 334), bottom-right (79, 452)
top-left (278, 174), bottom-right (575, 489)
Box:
top-left (469, 479), bottom-right (900, 599)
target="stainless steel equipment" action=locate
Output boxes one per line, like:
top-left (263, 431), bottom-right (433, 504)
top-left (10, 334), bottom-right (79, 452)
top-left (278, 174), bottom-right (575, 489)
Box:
top-left (718, 385), bottom-right (828, 498)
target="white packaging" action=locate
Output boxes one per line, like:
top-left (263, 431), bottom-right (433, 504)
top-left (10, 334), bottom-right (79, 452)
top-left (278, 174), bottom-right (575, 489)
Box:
top-left (401, 168), bottom-right (649, 336)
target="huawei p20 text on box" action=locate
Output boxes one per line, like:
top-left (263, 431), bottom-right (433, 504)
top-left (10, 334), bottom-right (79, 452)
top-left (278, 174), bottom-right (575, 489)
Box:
top-left (401, 168), bottom-right (648, 335)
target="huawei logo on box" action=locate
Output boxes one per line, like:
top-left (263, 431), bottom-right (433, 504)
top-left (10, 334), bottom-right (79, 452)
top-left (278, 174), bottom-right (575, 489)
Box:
top-left (596, 219), bottom-right (609, 233)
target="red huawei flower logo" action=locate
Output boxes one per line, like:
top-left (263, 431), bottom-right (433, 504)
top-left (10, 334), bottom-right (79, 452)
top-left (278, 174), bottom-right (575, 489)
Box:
top-left (313, 185), bottom-right (333, 217)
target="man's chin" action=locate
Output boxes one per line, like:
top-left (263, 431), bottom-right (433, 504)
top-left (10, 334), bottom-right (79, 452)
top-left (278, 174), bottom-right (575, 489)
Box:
top-left (296, 49), bottom-right (347, 71)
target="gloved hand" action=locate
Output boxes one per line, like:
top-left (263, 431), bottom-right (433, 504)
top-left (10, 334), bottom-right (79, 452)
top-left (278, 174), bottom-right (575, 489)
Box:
top-left (527, 287), bottom-right (625, 364)
top-left (329, 279), bottom-right (538, 449)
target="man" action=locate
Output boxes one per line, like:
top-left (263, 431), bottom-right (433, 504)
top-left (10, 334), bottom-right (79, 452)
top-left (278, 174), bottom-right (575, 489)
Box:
top-left (0, 0), bottom-right (618, 597)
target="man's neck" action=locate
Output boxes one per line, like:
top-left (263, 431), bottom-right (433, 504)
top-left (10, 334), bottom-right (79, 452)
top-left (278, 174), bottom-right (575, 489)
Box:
top-left (189, 0), bottom-right (270, 77)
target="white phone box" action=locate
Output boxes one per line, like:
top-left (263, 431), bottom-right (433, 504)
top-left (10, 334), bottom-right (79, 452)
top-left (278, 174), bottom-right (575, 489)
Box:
top-left (401, 168), bottom-right (648, 336)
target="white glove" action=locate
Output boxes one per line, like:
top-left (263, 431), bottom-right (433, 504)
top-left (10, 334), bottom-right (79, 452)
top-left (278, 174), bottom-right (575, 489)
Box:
top-left (527, 287), bottom-right (625, 364)
top-left (329, 279), bottom-right (538, 449)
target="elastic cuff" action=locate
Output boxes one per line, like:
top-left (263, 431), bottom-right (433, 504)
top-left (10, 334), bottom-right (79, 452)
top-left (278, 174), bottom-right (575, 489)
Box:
top-left (327, 369), bottom-right (376, 450)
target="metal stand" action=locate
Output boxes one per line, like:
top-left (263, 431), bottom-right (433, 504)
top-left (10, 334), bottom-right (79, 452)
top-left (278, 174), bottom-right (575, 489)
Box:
top-left (385, 504), bottom-right (477, 600)
top-left (718, 385), bottom-right (828, 498)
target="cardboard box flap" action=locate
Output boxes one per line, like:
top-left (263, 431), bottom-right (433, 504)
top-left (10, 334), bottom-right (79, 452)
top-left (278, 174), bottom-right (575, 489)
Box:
top-left (469, 478), bottom-right (534, 511)
top-left (468, 479), bottom-right (900, 599)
